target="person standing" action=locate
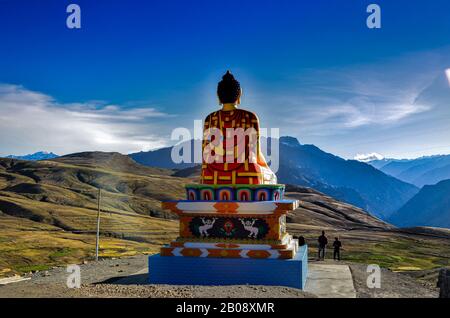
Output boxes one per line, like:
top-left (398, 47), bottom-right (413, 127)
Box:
top-left (333, 237), bottom-right (342, 261)
top-left (318, 231), bottom-right (328, 260)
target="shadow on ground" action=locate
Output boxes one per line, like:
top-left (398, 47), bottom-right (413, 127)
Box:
top-left (97, 272), bottom-right (148, 285)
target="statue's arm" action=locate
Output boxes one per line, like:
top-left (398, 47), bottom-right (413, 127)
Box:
top-left (202, 114), bottom-right (211, 162)
top-left (250, 113), bottom-right (269, 167)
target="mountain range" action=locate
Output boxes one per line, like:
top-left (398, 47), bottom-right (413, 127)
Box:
top-left (130, 136), bottom-right (419, 220)
top-left (6, 138), bottom-right (449, 228)
top-left (367, 155), bottom-right (450, 187)
top-left (389, 179), bottom-right (450, 228)
top-left (5, 151), bottom-right (59, 161)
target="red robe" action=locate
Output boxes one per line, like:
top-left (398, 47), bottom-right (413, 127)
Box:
top-left (201, 108), bottom-right (277, 185)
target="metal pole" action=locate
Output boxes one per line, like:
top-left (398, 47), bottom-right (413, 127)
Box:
top-left (95, 188), bottom-right (101, 261)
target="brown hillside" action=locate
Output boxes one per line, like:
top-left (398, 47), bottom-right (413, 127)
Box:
top-left (51, 151), bottom-right (172, 176)
top-left (0, 154), bottom-right (186, 276)
top-left (285, 185), bottom-right (392, 230)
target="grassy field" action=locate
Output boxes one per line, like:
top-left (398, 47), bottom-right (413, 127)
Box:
top-left (289, 225), bottom-right (450, 272)
top-left (0, 155), bottom-right (182, 277)
top-left (285, 190), bottom-right (450, 272)
top-left (0, 209), bottom-right (178, 276)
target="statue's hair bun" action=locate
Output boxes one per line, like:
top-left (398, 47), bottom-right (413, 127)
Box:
top-left (222, 70), bottom-right (236, 81)
top-left (217, 70), bottom-right (241, 104)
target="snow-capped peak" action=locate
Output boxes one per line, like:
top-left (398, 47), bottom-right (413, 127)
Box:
top-left (354, 152), bottom-right (384, 163)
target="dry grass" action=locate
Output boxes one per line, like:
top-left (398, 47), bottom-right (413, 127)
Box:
top-left (0, 156), bottom-right (182, 276)
top-left (288, 225), bottom-right (450, 272)
top-left (0, 208), bottom-right (178, 276)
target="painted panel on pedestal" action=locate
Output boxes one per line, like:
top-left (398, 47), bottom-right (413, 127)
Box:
top-left (188, 217), bottom-right (269, 240)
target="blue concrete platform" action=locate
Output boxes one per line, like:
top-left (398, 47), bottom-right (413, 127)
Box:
top-left (148, 245), bottom-right (308, 289)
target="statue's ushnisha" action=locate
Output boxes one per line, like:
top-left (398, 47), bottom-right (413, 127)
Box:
top-left (153, 71), bottom-right (307, 289)
top-left (201, 71), bottom-right (277, 185)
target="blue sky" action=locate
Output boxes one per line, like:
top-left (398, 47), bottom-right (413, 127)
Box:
top-left (1, 0), bottom-right (450, 159)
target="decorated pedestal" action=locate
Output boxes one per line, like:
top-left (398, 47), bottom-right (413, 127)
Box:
top-left (149, 184), bottom-right (308, 289)
top-left (148, 71), bottom-right (308, 289)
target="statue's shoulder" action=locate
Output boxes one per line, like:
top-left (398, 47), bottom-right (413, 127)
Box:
top-left (238, 108), bottom-right (259, 121)
top-left (204, 111), bottom-right (219, 122)
top-left (204, 108), bottom-right (259, 122)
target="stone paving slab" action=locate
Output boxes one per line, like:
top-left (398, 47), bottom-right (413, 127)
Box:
top-left (304, 264), bottom-right (356, 298)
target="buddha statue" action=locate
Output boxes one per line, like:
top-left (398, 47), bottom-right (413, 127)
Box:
top-left (201, 71), bottom-right (277, 185)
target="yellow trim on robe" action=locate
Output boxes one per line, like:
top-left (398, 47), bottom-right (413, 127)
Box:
top-left (238, 172), bottom-right (264, 177)
top-left (222, 103), bottom-right (238, 111)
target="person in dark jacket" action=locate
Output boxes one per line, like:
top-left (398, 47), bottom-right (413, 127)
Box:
top-left (318, 231), bottom-right (328, 260)
top-left (298, 236), bottom-right (306, 247)
top-left (293, 235), bottom-right (306, 247)
top-left (333, 237), bottom-right (342, 261)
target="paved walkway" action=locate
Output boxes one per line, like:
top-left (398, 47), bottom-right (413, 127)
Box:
top-left (305, 263), bottom-right (356, 298)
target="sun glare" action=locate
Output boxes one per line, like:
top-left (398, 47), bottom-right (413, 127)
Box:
top-left (446, 68), bottom-right (450, 87)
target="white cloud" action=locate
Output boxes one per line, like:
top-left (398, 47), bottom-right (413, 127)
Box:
top-left (283, 94), bottom-right (430, 133)
top-left (0, 84), bottom-right (173, 156)
top-left (262, 49), bottom-right (450, 145)
top-left (354, 152), bottom-right (384, 162)
top-left (279, 66), bottom-right (435, 135)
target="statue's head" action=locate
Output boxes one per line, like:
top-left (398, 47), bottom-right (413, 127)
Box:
top-left (217, 70), bottom-right (242, 105)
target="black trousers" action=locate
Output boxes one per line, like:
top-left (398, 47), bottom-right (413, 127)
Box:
top-left (333, 249), bottom-right (341, 260)
top-left (318, 247), bottom-right (326, 260)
